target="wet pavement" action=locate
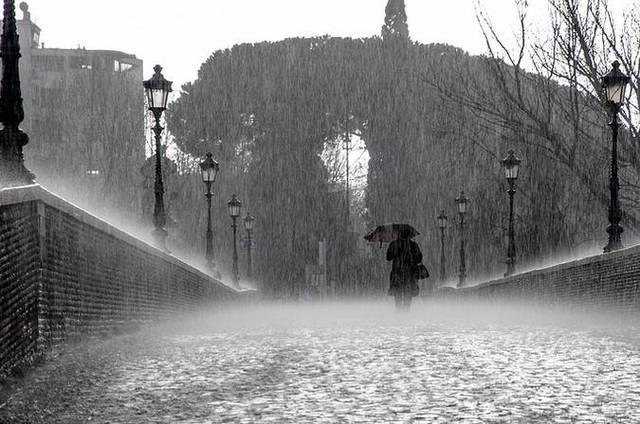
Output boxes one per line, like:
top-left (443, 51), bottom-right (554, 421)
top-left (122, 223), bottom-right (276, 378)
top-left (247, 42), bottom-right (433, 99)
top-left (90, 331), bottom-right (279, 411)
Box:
top-left (2, 300), bottom-right (640, 423)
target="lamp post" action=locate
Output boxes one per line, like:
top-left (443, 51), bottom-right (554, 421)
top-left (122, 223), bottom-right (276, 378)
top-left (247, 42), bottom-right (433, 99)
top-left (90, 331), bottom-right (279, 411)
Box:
top-left (344, 111), bottom-right (351, 226)
top-left (228, 194), bottom-right (241, 288)
top-left (437, 210), bottom-right (448, 284)
top-left (0, 0), bottom-right (35, 187)
top-left (456, 190), bottom-right (468, 288)
top-left (199, 153), bottom-right (220, 270)
top-left (244, 213), bottom-right (255, 280)
top-left (601, 61), bottom-right (630, 253)
top-left (143, 65), bottom-right (173, 251)
top-left (502, 150), bottom-right (521, 277)
top-left (86, 168), bottom-right (100, 206)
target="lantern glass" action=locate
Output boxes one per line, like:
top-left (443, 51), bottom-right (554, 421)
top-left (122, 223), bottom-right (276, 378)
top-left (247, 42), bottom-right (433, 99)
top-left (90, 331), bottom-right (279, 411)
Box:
top-left (505, 164), bottom-right (519, 180)
top-left (456, 191), bottom-right (468, 214)
top-left (152, 88), bottom-right (169, 109)
top-left (502, 150), bottom-right (521, 181)
top-left (228, 195), bottom-right (241, 218)
top-left (601, 61), bottom-right (630, 107)
top-left (143, 65), bottom-right (173, 110)
top-left (244, 214), bottom-right (255, 231)
top-left (201, 167), bottom-right (216, 183)
top-left (605, 82), bottom-right (626, 105)
top-left (437, 211), bottom-right (448, 229)
top-left (200, 153), bottom-right (219, 183)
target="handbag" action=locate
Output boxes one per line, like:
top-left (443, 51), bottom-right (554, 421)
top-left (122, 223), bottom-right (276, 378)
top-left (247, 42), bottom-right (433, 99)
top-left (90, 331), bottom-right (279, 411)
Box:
top-left (414, 263), bottom-right (429, 280)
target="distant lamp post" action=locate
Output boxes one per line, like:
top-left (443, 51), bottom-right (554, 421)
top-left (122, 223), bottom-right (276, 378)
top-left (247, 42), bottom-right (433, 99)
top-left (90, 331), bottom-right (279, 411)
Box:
top-left (437, 210), bottom-right (448, 284)
top-left (227, 194), bottom-right (242, 288)
top-left (199, 152), bottom-right (219, 270)
top-left (501, 150), bottom-right (521, 277)
top-left (86, 168), bottom-right (100, 205)
top-left (143, 64), bottom-right (173, 251)
top-left (601, 61), bottom-right (630, 253)
top-left (0, 0), bottom-right (34, 186)
top-left (456, 190), bottom-right (469, 288)
top-left (244, 213), bottom-right (255, 280)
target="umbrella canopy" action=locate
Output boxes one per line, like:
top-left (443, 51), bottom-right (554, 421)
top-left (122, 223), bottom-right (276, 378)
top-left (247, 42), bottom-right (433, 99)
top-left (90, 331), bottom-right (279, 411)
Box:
top-left (364, 223), bottom-right (419, 243)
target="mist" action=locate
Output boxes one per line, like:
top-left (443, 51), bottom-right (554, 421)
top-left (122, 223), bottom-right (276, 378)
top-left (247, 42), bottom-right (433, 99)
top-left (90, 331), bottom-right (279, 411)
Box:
top-left (3, 0), bottom-right (640, 422)
top-left (3, 299), bottom-right (639, 423)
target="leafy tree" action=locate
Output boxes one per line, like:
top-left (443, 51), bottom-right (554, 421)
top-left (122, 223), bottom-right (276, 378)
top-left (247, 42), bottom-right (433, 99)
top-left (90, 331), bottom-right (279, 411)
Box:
top-left (166, 0), bottom-right (637, 295)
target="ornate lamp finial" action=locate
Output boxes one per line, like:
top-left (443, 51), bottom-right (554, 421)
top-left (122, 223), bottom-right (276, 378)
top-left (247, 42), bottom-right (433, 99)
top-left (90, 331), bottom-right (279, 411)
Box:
top-left (0, 0), bottom-right (34, 187)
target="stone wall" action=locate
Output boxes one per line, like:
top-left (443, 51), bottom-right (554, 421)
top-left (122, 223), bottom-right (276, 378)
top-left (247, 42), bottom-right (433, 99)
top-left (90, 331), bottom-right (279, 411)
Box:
top-left (0, 201), bottom-right (40, 379)
top-left (446, 244), bottom-right (640, 311)
top-left (0, 185), bottom-right (236, 378)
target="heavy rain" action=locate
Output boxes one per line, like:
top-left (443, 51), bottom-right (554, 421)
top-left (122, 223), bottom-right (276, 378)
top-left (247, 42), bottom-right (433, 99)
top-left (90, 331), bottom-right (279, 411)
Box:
top-left (1, 0), bottom-right (640, 422)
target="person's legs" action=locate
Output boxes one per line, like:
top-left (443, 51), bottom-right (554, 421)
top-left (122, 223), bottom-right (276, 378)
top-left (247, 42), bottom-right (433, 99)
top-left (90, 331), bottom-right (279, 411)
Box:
top-left (395, 288), bottom-right (411, 311)
top-left (389, 273), bottom-right (398, 297)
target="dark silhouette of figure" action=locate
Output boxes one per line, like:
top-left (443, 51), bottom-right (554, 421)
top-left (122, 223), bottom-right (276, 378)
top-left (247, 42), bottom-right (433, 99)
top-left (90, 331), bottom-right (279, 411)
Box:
top-left (387, 230), bottom-right (422, 310)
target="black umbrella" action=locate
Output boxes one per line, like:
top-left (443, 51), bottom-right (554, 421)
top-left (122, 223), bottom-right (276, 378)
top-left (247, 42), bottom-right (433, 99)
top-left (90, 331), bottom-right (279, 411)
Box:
top-left (364, 223), bottom-right (419, 243)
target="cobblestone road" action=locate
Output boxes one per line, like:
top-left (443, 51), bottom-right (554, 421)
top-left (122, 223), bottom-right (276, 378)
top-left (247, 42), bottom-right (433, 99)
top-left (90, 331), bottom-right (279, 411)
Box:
top-left (2, 301), bottom-right (640, 423)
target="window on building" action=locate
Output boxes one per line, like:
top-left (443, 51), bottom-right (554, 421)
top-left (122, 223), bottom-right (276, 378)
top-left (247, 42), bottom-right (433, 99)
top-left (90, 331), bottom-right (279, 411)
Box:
top-left (114, 59), bottom-right (134, 72)
top-left (69, 56), bottom-right (93, 70)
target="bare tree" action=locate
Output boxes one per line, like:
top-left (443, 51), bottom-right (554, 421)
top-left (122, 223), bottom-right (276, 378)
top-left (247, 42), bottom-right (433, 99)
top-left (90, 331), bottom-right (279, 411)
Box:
top-left (430, 0), bottom-right (640, 231)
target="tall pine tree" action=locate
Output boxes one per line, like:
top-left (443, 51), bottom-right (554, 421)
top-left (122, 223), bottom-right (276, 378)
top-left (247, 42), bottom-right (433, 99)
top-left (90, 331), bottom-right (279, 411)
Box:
top-left (381, 0), bottom-right (409, 40)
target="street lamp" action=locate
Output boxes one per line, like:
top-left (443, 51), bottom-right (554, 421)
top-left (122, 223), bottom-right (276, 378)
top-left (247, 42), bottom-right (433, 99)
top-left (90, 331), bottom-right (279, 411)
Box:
top-left (143, 64), bottom-right (173, 251)
top-left (199, 152), bottom-right (220, 270)
top-left (601, 61), bottom-right (630, 253)
top-left (501, 150), bottom-right (521, 277)
top-left (456, 190), bottom-right (469, 288)
top-left (0, 0), bottom-right (35, 187)
top-left (227, 194), bottom-right (242, 288)
top-left (86, 168), bottom-right (100, 206)
top-left (437, 210), bottom-right (448, 284)
top-left (244, 213), bottom-right (255, 280)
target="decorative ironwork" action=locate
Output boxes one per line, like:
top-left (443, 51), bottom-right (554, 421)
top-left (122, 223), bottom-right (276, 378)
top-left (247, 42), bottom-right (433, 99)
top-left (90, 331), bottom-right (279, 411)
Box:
top-left (228, 194), bottom-right (241, 288)
top-left (0, 0), bottom-right (34, 186)
top-left (501, 150), bottom-right (521, 277)
top-left (601, 62), bottom-right (630, 253)
top-left (143, 65), bottom-right (173, 251)
top-left (456, 190), bottom-right (468, 288)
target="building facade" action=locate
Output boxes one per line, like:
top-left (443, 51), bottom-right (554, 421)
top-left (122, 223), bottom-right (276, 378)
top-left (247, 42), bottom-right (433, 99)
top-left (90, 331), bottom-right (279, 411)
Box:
top-left (16, 2), bottom-right (144, 211)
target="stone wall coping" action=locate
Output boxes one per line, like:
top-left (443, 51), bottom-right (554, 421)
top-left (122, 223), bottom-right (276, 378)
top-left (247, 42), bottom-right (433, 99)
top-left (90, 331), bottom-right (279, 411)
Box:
top-left (459, 241), bottom-right (640, 293)
top-left (0, 184), bottom-right (237, 296)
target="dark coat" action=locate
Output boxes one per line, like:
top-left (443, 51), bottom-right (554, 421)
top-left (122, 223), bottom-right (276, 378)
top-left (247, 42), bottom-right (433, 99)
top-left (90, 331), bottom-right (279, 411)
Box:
top-left (386, 238), bottom-right (422, 289)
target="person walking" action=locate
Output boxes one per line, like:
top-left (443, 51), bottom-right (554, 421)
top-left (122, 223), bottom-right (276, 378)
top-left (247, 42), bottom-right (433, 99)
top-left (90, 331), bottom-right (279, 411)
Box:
top-left (386, 229), bottom-right (423, 310)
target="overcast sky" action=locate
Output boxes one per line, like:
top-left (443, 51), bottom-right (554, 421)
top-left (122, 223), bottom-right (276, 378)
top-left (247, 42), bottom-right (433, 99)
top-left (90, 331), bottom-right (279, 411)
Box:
top-left (21, 0), bottom-right (636, 92)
